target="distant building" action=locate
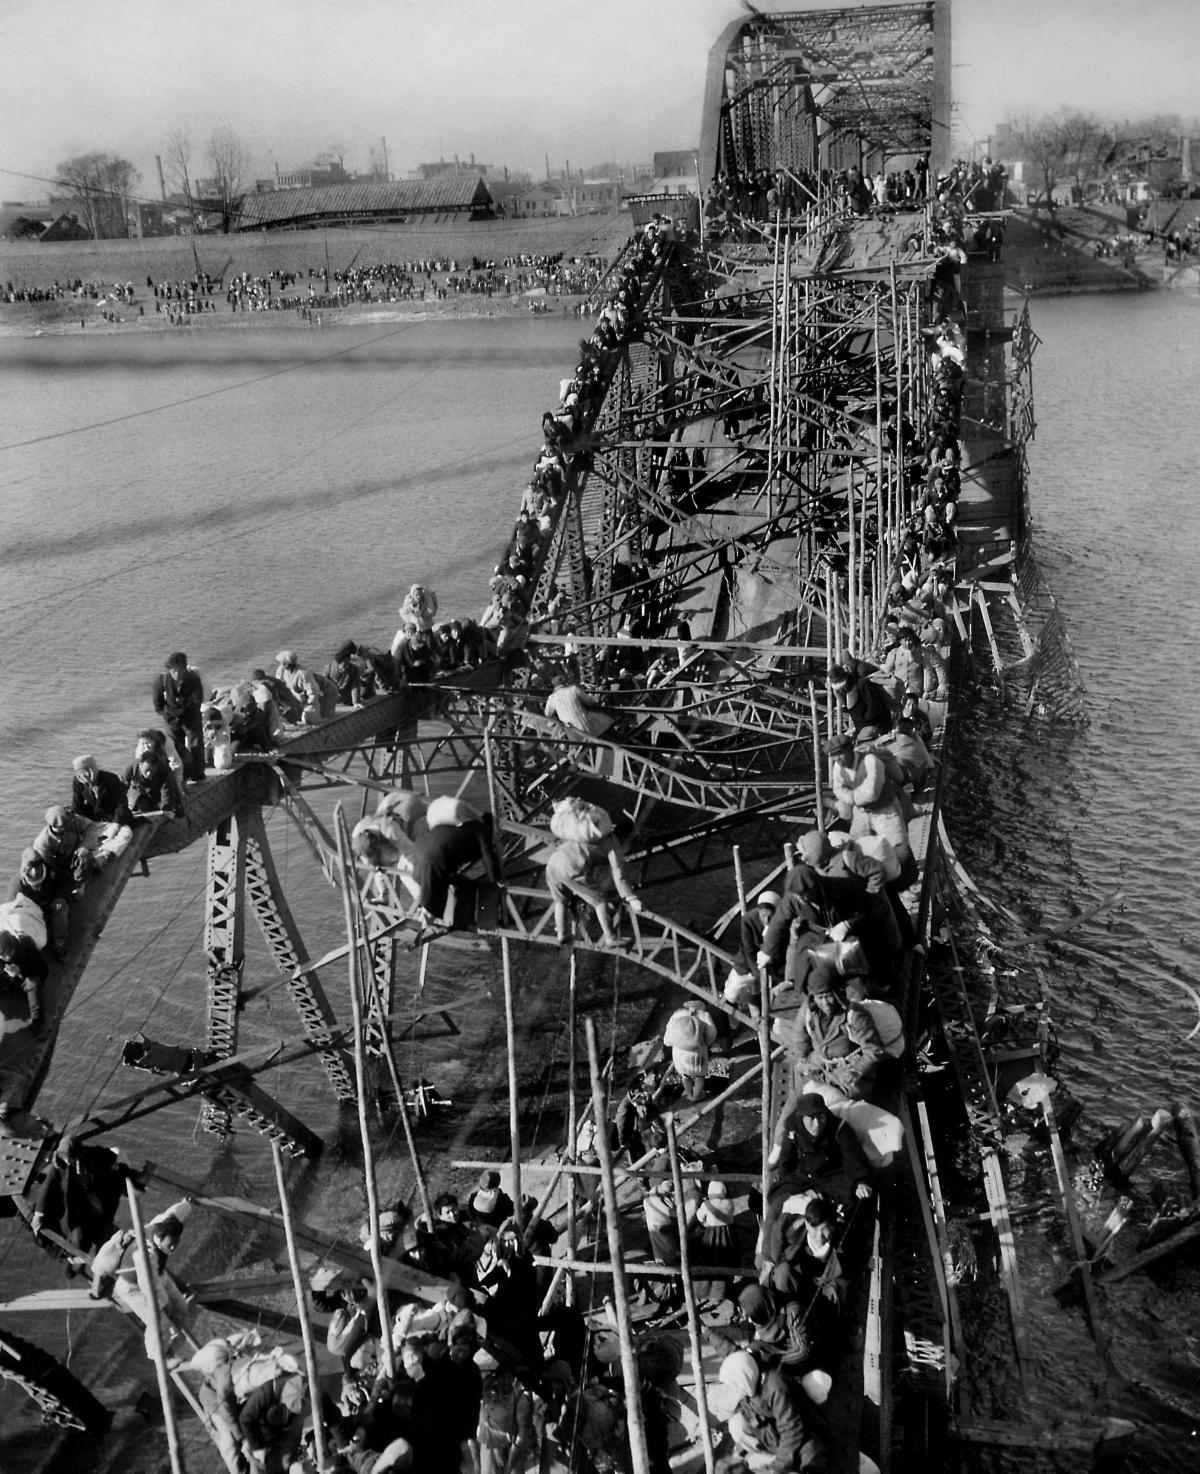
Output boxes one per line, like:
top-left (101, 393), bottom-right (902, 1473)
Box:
top-left (235, 175), bottom-right (495, 231)
top-left (274, 163), bottom-right (352, 191)
top-left (570, 180), bottom-right (621, 215)
top-left (492, 182), bottom-right (565, 219)
top-left (413, 156), bottom-right (514, 182)
top-left (653, 148), bottom-right (699, 194)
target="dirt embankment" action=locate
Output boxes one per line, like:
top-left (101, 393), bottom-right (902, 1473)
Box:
top-left (0, 214), bottom-right (633, 334)
top-left (1000, 206), bottom-right (1159, 296)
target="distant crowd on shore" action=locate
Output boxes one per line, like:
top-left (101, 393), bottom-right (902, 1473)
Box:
top-left (1, 251), bottom-right (609, 324)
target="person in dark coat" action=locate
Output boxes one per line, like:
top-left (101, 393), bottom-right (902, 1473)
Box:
top-left (8, 847), bottom-right (71, 958)
top-left (477, 1221), bottom-right (541, 1371)
top-left (31, 1133), bottom-right (132, 1256)
top-left (70, 754), bottom-right (134, 867)
top-left (469, 1170), bottom-right (515, 1229)
top-left (152, 651), bottom-right (206, 782)
top-left (718, 1349), bottom-right (824, 1473)
top-left (0, 929), bottom-right (47, 1030)
top-left (828, 662), bottom-right (893, 736)
top-left (237, 1373), bottom-right (305, 1473)
top-left (410, 815), bottom-right (498, 924)
top-left (123, 751), bottom-right (185, 818)
top-left (768, 1092), bottom-right (873, 1211)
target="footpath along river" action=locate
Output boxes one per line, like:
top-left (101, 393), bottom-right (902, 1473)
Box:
top-left (0, 290), bottom-right (1198, 1468)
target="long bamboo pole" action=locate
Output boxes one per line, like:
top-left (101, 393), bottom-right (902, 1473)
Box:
top-left (874, 292), bottom-right (886, 648)
top-left (335, 806), bottom-right (396, 1381)
top-left (125, 1182), bottom-right (186, 1474)
top-left (271, 1142), bottom-right (330, 1474)
top-left (585, 1017), bottom-right (650, 1474)
top-left (501, 935), bottom-right (522, 1229)
top-left (732, 844), bottom-right (747, 910)
top-left (485, 713), bottom-right (522, 1230)
top-left (665, 1114), bottom-right (716, 1474)
top-left (846, 463), bottom-right (858, 654)
top-left (808, 682), bottom-right (824, 831)
top-left (565, 949), bottom-right (579, 1305)
top-left (758, 969), bottom-right (773, 1223)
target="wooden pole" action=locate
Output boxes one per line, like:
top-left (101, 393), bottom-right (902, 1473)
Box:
top-left (847, 464), bottom-right (858, 654)
top-left (758, 968), bottom-right (773, 1222)
top-left (665, 1114), bottom-right (716, 1474)
top-left (565, 949), bottom-right (579, 1305)
top-left (334, 806), bottom-right (396, 1380)
top-left (585, 1017), bottom-right (651, 1474)
top-left (125, 1181), bottom-right (186, 1474)
top-left (1171, 1102), bottom-right (1200, 1203)
top-left (271, 1142), bottom-right (330, 1474)
top-left (732, 844), bottom-right (747, 910)
top-left (808, 682), bottom-right (824, 831)
top-left (501, 935), bottom-right (522, 1229)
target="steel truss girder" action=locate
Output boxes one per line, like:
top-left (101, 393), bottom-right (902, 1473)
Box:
top-left (494, 708), bottom-right (804, 817)
top-left (241, 806), bottom-right (356, 1101)
top-left (203, 813), bottom-right (247, 1135)
top-left (489, 885), bottom-right (744, 1024)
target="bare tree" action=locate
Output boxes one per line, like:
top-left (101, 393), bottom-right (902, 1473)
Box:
top-left (56, 151), bottom-right (139, 238)
top-left (1011, 110), bottom-right (1112, 206)
top-left (207, 125), bottom-right (250, 232)
top-left (100, 155), bottom-right (140, 233)
top-left (368, 141), bottom-right (390, 182)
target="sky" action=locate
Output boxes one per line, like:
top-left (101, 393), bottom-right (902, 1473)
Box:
top-left (1, 0), bottom-right (1197, 201)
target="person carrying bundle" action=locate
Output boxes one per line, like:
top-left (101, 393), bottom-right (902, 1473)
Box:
top-left (544, 797), bottom-right (641, 947)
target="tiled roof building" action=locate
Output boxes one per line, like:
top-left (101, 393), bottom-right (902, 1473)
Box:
top-left (236, 176), bottom-right (494, 230)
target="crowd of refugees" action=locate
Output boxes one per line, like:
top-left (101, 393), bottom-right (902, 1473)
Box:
top-left (3, 254), bottom-right (608, 320)
top-left (0, 217), bottom-right (685, 1040)
top-left (2, 172), bottom-right (973, 1467)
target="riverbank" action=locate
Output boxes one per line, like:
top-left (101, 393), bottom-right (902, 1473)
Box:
top-left (0, 291), bottom-right (589, 337)
top-left (0, 214), bottom-right (630, 335)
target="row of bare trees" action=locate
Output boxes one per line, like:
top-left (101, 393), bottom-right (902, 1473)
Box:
top-left (1004, 109), bottom-right (1195, 206)
top-left (56, 125), bottom-right (251, 237)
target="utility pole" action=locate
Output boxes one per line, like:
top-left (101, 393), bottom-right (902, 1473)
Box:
top-left (381, 136), bottom-right (389, 181)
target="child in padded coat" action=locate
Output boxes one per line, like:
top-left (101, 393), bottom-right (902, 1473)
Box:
top-left (662, 1002), bottom-right (717, 1102)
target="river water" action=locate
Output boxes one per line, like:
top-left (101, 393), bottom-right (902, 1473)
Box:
top-left (0, 291), bottom-right (1197, 1468)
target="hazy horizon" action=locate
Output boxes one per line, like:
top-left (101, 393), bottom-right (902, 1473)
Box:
top-left (1, 0), bottom-right (1196, 203)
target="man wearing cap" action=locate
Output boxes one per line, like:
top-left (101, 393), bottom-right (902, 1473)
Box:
top-left (9, 846), bottom-right (71, 958)
top-left (274, 650), bottom-right (335, 726)
top-left (152, 652), bottom-right (205, 782)
top-left (857, 721), bottom-right (934, 796)
top-left (737, 1284), bottom-right (814, 1372)
top-left (828, 661), bottom-right (892, 737)
top-left (70, 755), bottom-right (134, 868)
top-left (827, 732), bottom-right (911, 862)
top-left (0, 929), bottom-right (47, 1032)
top-left (471, 1170), bottom-right (515, 1230)
top-left (32, 805), bottom-right (92, 879)
top-left (776, 967), bottom-right (883, 1100)
top-left (769, 1091), bottom-right (873, 1209)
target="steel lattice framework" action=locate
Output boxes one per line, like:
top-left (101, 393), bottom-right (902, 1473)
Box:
top-left (699, 1), bottom-right (951, 186)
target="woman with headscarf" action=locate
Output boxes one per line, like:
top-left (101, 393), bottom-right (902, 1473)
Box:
top-left (718, 1349), bottom-right (820, 1473)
